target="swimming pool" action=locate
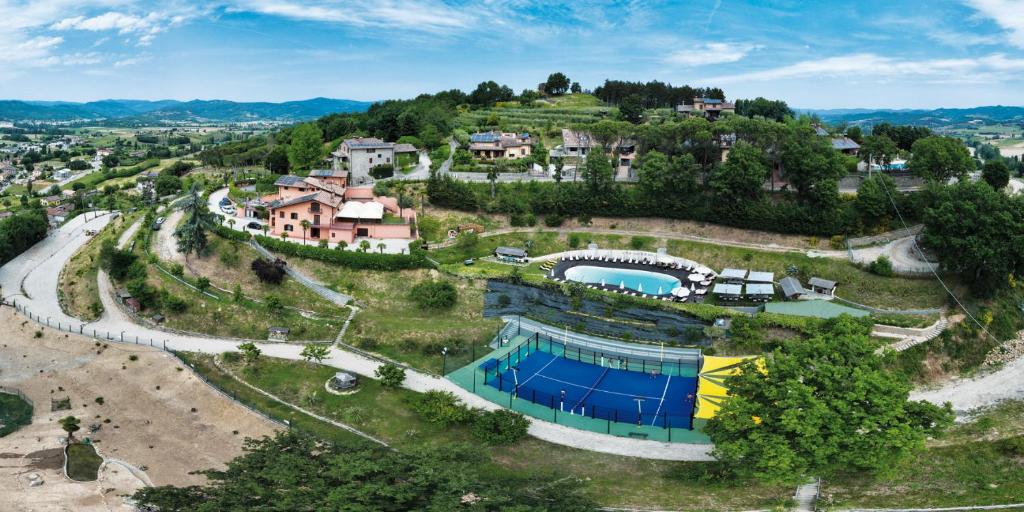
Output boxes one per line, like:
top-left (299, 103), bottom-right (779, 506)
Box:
top-left (564, 265), bottom-right (681, 295)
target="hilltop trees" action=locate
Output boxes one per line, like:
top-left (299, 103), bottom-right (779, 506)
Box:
top-left (594, 79), bottom-right (724, 107)
top-left (872, 122), bottom-right (932, 151)
top-left (618, 94), bottom-right (645, 124)
top-left (706, 316), bottom-right (953, 483)
top-left (859, 134), bottom-right (899, 172)
top-left (779, 124), bottom-right (848, 203)
top-left (733, 97), bottom-right (793, 122)
top-left (922, 181), bottom-right (1024, 295)
top-left (543, 72), bottom-right (571, 96)
top-left (468, 81), bottom-right (514, 107)
top-left (909, 136), bottom-right (974, 183)
top-left (287, 123), bottom-right (324, 170)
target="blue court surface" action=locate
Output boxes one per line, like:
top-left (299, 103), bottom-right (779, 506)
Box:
top-left (483, 350), bottom-right (698, 429)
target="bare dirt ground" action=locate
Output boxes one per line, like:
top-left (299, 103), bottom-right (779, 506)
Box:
top-left (0, 307), bottom-right (277, 511)
top-left (154, 209), bottom-right (185, 264)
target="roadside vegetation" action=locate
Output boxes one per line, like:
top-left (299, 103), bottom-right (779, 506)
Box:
top-left (60, 211), bottom-right (141, 320)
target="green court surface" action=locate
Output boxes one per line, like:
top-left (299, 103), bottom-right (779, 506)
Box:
top-left (447, 335), bottom-right (711, 444)
top-left (763, 299), bottom-right (870, 319)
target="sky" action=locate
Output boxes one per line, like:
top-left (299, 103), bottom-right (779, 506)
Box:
top-left (1, 0), bottom-right (1023, 109)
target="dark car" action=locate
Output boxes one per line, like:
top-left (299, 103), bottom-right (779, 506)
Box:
top-left (246, 221), bottom-right (262, 230)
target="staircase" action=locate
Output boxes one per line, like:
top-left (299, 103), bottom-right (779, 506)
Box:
top-left (793, 478), bottom-right (820, 512)
top-left (872, 316), bottom-right (949, 353)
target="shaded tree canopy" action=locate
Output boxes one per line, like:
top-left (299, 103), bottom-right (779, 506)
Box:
top-left (706, 316), bottom-right (953, 483)
top-left (544, 72), bottom-right (571, 95)
top-left (909, 136), bottom-right (974, 183)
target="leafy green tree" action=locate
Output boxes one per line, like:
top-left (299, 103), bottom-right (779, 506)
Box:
top-left (638, 150), bottom-right (700, 201)
top-left (922, 181), bottom-right (1024, 295)
top-left (174, 185), bottom-right (216, 256)
top-left (908, 136), bottom-right (973, 183)
top-left (264, 145), bottom-right (290, 174)
top-left (859, 134), bottom-right (899, 173)
top-left (581, 150), bottom-right (614, 195)
top-left (854, 173), bottom-right (897, 229)
top-left (982, 159), bottom-right (1010, 190)
top-left (409, 280), bottom-right (458, 310)
top-left (709, 141), bottom-right (770, 205)
top-left (300, 219), bottom-right (311, 244)
top-left (779, 125), bottom-right (847, 203)
top-left (544, 72), bottom-right (571, 95)
top-left (59, 415), bottom-right (81, 442)
top-left (375, 363), bottom-right (406, 387)
top-left (237, 342), bottom-right (261, 365)
top-left (287, 123), bottom-right (324, 170)
top-left (618, 94), bottom-right (645, 124)
top-left (570, 81), bottom-right (582, 94)
top-left (131, 431), bottom-right (596, 512)
top-left (300, 343), bottom-right (330, 365)
top-left (706, 316), bottom-right (953, 483)
top-left (155, 174), bottom-right (182, 196)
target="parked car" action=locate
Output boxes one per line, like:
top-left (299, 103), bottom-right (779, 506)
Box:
top-left (246, 221), bottom-right (262, 230)
top-left (220, 205), bottom-right (235, 214)
top-left (152, 217), bottom-right (165, 230)
top-left (219, 197), bottom-right (231, 205)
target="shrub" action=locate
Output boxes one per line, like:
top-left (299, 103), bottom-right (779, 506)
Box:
top-left (472, 409), bottom-right (530, 444)
top-left (407, 390), bottom-right (475, 426)
top-left (251, 258), bottom-right (286, 284)
top-left (998, 436), bottom-right (1024, 457)
top-left (544, 214), bottom-right (564, 227)
top-left (195, 276), bottom-right (211, 292)
top-left (525, 213), bottom-right (537, 227)
top-left (830, 235), bottom-right (846, 250)
top-left (264, 295), bottom-right (283, 313)
top-left (375, 363), bottom-right (406, 387)
top-left (867, 255), bottom-right (895, 277)
top-left (369, 164), bottom-right (394, 179)
top-left (169, 262), bottom-right (184, 277)
top-left (409, 280), bottom-right (458, 310)
top-left (214, 224), bottom-right (252, 242)
top-left (254, 235), bottom-right (430, 271)
top-left (221, 351), bottom-right (240, 364)
top-left (629, 236), bottom-right (645, 249)
top-left (162, 293), bottom-right (188, 313)
top-left (567, 233), bottom-right (581, 248)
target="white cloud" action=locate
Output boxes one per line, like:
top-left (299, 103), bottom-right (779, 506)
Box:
top-left (704, 52), bottom-right (1024, 84)
top-left (229, 0), bottom-right (474, 34)
top-left (0, 36), bottom-right (64, 63)
top-left (965, 0), bottom-right (1024, 48)
top-left (49, 8), bottom-right (200, 46)
top-left (665, 42), bottom-right (761, 67)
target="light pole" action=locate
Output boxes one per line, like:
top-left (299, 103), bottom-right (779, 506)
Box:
top-left (441, 346), bottom-right (448, 375)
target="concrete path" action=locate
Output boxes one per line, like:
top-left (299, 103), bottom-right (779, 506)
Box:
top-left (1, 215), bottom-right (713, 461)
top-left (793, 478), bottom-right (820, 512)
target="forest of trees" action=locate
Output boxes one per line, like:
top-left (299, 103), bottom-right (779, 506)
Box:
top-left (593, 79), bottom-right (725, 108)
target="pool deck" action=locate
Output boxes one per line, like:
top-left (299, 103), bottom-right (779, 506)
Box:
top-left (549, 257), bottom-right (709, 299)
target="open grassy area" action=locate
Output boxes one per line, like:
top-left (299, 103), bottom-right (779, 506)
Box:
top-left (824, 400), bottom-right (1024, 508)
top-left (60, 212), bottom-right (141, 321)
top-left (183, 353), bottom-right (792, 510)
top-left (0, 392), bottom-right (32, 437)
top-left (144, 262), bottom-right (342, 342)
top-left (430, 230), bottom-right (948, 310)
top-left (65, 443), bottom-right (102, 481)
top-left (280, 255), bottom-right (501, 372)
top-left (188, 236), bottom-right (340, 318)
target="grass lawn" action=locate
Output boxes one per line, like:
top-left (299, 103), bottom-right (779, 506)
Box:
top-left (430, 230), bottom-right (948, 310)
top-left (65, 443), bottom-right (102, 481)
top-left (0, 392), bottom-right (32, 437)
top-left (281, 256), bottom-right (501, 372)
top-left (824, 400), bottom-right (1024, 507)
top-left (185, 353), bottom-right (792, 510)
top-left (143, 262), bottom-right (342, 342)
top-left (417, 209), bottom-right (505, 243)
top-left (188, 236), bottom-right (340, 318)
top-left (60, 212), bottom-right (141, 321)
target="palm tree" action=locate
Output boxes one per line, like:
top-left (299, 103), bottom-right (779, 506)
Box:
top-left (487, 167), bottom-right (498, 198)
top-left (227, 218), bottom-right (236, 230)
top-left (59, 415), bottom-right (81, 443)
top-left (377, 242), bottom-right (386, 253)
top-left (359, 240), bottom-right (371, 252)
top-left (280, 232), bottom-right (288, 241)
top-left (261, 224), bottom-right (269, 238)
top-left (300, 219), bottom-right (311, 244)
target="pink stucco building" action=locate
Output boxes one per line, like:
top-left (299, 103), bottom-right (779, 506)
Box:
top-left (263, 169), bottom-right (416, 245)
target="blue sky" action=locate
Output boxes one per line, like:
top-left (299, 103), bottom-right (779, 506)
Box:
top-left (2, 0), bottom-right (1023, 108)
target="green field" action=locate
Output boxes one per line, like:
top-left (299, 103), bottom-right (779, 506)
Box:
top-left (65, 443), bottom-right (102, 481)
top-left (0, 392), bottom-right (32, 437)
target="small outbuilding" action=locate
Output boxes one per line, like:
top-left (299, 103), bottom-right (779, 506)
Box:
top-left (747, 271), bottom-right (774, 284)
top-left (745, 283), bottom-right (774, 302)
top-left (330, 371), bottom-right (358, 390)
top-left (779, 276), bottom-right (805, 300)
top-left (712, 283), bottom-right (743, 301)
top-left (494, 246), bottom-right (528, 263)
top-left (808, 277), bottom-right (838, 296)
top-left (719, 268), bottom-right (748, 284)
top-left (268, 326), bottom-right (290, 342)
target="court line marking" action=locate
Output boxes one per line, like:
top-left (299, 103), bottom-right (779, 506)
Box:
top-left (527, 373), bottom-right (665, 401)
top-left (517, 355), bottom-right (562, 388)
top-left (650, 375), bottom-right (672, 426)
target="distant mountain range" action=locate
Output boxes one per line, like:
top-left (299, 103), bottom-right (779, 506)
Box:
top-left (0, 97), bottom-right (374, 123)
top-left (805, 105), bottom-right (1024, 127)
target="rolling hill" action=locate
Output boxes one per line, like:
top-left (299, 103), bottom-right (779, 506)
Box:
top-left (0, 97), bottom-right (373, 123)
top-left (806, 105), bottom-right (1024, 127)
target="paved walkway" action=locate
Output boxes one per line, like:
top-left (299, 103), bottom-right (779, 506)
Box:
top-left (0, 215), bottom-right (713, 461)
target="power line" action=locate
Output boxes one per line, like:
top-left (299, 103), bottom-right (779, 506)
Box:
top-left (874, 176), bottom-right (997, 343)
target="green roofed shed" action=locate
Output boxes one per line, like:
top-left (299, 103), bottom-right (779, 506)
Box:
top-left (763, 300), bottom-right (869, 319)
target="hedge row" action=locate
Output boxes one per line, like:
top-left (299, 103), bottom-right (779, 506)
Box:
top-left (254, 235), bottom-right (432, 271)
top-left (214, 224), bottom-right (253, 242)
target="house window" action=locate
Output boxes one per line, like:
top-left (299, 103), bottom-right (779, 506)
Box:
top-left (290, 212), bottom-right (298, 220)
top-left (310, 203), bottom-right (320, 212)
top-left (279, 212), bottom-right (284, 218)
top-left (331, 233), bottom-right (335, 238)
top-left (386, 157), bottom-right (391, 163)
top-left (284, 224), bottom-right (293, 232)
top-left (313, 214), bottom-right (320, 225)
top-left (369, 158), bottom-right (373, 164)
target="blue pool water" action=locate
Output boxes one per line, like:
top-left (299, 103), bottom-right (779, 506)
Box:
top-left (564, 265), bottom-right (681, 295)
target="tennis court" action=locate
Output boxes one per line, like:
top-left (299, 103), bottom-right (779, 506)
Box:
top-left (480, 339), bottom-right (698, 429)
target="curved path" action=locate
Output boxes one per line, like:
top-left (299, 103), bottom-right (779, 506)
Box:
top-left (1, 214), bottom-right (713, 461)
